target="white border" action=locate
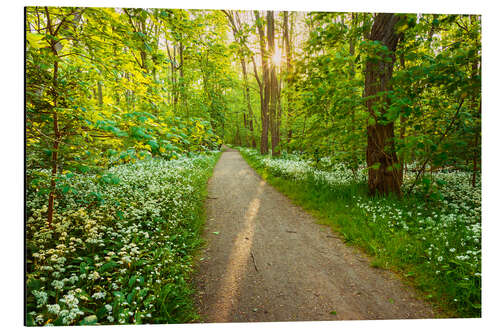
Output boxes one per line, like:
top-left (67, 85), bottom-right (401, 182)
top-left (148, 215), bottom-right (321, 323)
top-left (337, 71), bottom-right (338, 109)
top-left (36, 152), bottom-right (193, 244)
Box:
top-left (4, 0), bottom-right (499, 332)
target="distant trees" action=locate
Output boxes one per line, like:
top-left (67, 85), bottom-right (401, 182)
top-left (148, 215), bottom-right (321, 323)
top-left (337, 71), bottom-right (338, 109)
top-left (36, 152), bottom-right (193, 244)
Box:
top-left (27, 7), bottom-right (481, 202)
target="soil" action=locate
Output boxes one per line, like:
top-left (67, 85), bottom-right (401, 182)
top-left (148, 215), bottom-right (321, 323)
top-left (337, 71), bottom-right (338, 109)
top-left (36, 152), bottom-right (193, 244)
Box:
top-left (193, 148), bottom-right (434, 322)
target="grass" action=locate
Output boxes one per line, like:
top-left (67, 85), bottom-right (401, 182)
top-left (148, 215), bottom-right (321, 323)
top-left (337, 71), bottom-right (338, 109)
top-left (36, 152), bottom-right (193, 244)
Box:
top-left (238, 147), bottom-right (481, 318)
top-left (163, 151), bottom-right (222, 323)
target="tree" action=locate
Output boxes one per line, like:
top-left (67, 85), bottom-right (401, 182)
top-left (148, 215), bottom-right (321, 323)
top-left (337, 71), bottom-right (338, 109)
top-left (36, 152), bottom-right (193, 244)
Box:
top-left (267, 11), bottom-right (280, 156)
top-left (223, 10), bottom-right (257, 148)
top-left (26, 7), bottom-right (225, 227)
top-left (283, 11), bottom-right (294, 144)
top-left (364, 13), bottom-right (403, 196)
top-left (254, 11), bottom-right (270, 155)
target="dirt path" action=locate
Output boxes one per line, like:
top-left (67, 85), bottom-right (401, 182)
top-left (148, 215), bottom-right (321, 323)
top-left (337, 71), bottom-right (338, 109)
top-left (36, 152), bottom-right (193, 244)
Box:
top-left (193, 149), bottom-right (434, 322)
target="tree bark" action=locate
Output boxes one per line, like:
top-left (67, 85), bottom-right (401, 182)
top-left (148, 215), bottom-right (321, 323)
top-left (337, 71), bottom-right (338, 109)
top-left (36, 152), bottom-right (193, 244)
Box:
top-left (398, 34), bottom-right (407, 186)
top-left (97, 81), bottom-right (103, 106)
top-left (267, 11), bottom-right (280, 156)
top-left (241, 58), bottom-right (256, 147)
top-left (349, 13), bottom-right (358, 178)
top-left (283, 11), bottom-right (294, 144)
top-left (251, 56), bottom-right (264, 149)
top-left (470, 16), bottom-right (480, 188)
top-left (364, 13), bottom-right (402, 196)
top-left (255, 11), bottom-right (270, 155)
top-left (179, 42), bottom-right (187, 118)
top-left (44, 7), bottom-right (61, 228)
top-left (47, 60), bottom-right (60, 229)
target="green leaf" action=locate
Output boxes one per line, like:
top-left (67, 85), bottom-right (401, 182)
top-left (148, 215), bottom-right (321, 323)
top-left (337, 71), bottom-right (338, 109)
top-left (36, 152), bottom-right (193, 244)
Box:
top-left (99, 261), bottom-right (118, 273)
top-left (127, 290), bottom-right (136, 303)
top-left (129, 275), bottom-right (137, 288)
top-left (26, 312), bottom-right (35, 326)
top-left (62, 184), bottom-right (71, 194)
top-left (27, 278), bottom-right (42, 291)
top-left (27, 33), bottom-right (49, 49)
top-left (79, 315), bottom-right (98, 325)
top-left (113, 291), bottom-right (124, 299)
top-left (138, 276), bottom-right (145, 286)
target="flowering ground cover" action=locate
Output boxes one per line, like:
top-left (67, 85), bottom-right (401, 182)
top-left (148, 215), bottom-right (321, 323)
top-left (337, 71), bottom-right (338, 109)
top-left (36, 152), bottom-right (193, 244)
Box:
top-left (26, 152), bottom-right (220, 326)
top-left (239, 147), bottom-right (481, 317)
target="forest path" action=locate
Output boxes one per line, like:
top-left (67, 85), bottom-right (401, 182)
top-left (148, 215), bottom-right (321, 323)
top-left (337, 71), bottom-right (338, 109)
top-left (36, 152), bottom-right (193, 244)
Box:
top-left (193, 148), bottom-right (434, 322)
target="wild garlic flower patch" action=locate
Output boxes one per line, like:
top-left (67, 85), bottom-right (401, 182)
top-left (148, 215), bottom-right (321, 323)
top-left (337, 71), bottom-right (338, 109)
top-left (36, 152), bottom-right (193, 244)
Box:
top-left (240, 147), bottom-right (481, 315)
top-left (26, 153), bottom-right (218, 326)
top-left (240, 148), bottom-right (365, 186)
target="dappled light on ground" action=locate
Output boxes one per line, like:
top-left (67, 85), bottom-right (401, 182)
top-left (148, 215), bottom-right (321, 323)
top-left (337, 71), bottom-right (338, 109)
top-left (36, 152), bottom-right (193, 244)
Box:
top-left (209, 180), bottom-right (265, 321)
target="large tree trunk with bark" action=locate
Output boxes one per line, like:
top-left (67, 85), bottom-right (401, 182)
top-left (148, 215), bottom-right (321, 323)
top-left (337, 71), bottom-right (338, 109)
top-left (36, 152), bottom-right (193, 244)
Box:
top-left (470, 15), bottom-right (481, 188)
top-left (364, 13), bottom-right (402, 196)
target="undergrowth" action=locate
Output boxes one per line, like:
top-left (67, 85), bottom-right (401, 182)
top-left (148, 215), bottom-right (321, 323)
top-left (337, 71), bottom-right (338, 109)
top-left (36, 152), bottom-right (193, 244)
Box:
top-left (26, 152), bottom-right (221, 326)
top-left (239, 147), bottom-right (481, 318)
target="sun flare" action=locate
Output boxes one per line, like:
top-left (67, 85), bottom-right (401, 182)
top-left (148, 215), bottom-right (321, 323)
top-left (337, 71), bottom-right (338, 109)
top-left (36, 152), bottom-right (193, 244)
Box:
top-left (271, 49), bottom-right (282, 66)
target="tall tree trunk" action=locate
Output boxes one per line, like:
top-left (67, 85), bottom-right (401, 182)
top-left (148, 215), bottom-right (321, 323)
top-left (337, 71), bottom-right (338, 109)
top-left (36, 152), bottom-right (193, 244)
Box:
top-left (398, 34), bottom-right (407, 186)
top-left (255, 11), bottom-right (270, 155)
top-left (179, 42), bottom-right (187, 118)
top-left (283, 11), bottom-right (294, 144)
top-left (241, 59), bottom-right (256, 147)
top-left (349, 13), bottom-right (358, 178)
top-left (470, 16), bottom-right (481, 188)
top-left (47, 60), bottom-right (60, 229)
top-left (166, 41), bottom-right (176, 106)
top-left (251, 56), bottom-right (264, 148)
top-left (267, 11), bottom-right (280, 156)
top-left (364, 13), bottom-right (402, 196)
top-left (44, 7), bottom-right (61, 228)
top-left (97, 81), bottom-right (103, 106)
top-left (173, 45), bottom-right (178, 111)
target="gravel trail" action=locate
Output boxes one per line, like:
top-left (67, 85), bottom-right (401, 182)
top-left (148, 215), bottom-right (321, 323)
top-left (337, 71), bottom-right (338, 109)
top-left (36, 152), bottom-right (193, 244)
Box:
top-left (193, 148), bottom-right (434, 322)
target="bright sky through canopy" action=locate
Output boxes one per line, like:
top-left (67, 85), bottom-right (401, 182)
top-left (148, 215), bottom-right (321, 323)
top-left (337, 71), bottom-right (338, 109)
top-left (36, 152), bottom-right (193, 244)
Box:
top-left (271, 48), bottom-right (283, 66)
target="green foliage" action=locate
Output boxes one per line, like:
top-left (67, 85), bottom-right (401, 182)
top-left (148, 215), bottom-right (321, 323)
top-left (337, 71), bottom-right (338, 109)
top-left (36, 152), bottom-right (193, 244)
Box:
top-left (279, 12), bottom-right (481, 187)
top-left (26, 7), bottom-right (225, 183)
top-left (26, 153), bottom-right (220, 326)
top-left (25, 7), bottom-right (230, 325)
top-left (26, 6), bottom-right (482, 322)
